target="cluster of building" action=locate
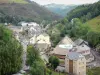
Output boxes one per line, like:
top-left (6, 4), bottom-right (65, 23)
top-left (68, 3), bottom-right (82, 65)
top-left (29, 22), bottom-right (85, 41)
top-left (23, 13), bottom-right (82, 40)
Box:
top-left (51, 36), bottom-right (94, 75)
top-left (20, 22), bottom-right (51, 51)
top-left (8, 21), bottom-right (51, 53)
top-left (20, 22), bottom-right (42, 37)
top-left (8, 22), bottom-right (94, 75)
top-left (21, 22), bottom-right (52, 63)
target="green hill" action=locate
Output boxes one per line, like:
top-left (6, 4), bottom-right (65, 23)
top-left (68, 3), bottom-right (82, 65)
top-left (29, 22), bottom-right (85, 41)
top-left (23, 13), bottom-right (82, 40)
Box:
top-left (0, 0), bottom-right (28, 3)
top-left (67, 1), bottom-right (100, 22)
top-left (47, 1), bottom-right (100, 47)
top-left (0, 0), bottom-right (61, 25)
top-left (84, 16), bottom-right (100, 32)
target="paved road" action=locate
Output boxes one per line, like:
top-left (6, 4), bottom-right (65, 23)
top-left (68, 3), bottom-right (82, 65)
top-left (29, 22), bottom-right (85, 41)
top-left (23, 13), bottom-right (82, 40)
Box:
top-left (13, 38), bottom-right (28, 75)
top-left (88, 50), bottom-right (100, 67)
top-left (21, 41), bottom-right (27, 70)
top-left (91, 50), bottom-right (100, 61)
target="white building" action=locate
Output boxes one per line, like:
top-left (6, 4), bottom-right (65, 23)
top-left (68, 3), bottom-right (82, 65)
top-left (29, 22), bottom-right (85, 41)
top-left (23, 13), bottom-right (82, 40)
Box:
top-left (20, 22), bottom-right (42, 37)
top-left (29, 35), bottom-right (37, 44)
top-left (73, 39), bottom-right (94, 63)
top-left (30, 33), bottom-right (51, 52)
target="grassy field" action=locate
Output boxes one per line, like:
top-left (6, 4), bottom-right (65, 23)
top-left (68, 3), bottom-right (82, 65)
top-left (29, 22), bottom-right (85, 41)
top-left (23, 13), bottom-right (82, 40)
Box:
top-left (84, 16), bottom-right (100, 32)
top-left (87, 67), bottom-right (100, 75)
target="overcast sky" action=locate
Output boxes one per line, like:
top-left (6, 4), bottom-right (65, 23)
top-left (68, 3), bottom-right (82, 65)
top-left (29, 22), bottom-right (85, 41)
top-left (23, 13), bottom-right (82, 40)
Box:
top-left (30, 0), bottom-right (99, 5)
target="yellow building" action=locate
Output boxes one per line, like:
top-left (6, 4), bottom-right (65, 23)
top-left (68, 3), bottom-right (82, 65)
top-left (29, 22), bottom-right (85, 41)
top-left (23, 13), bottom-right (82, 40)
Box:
top-left (30, 33), bottom-right (51, 52)
top-left (65, 52), bottom-right (86, 75)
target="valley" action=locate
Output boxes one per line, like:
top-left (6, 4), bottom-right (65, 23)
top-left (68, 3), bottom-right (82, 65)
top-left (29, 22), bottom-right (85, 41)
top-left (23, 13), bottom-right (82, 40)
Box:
top-left (0, 0), bottom-right (61, 25)
top-left (44, 4), bottom-right (77, 17)
top-left (0, 0), bottom-right (100, 75)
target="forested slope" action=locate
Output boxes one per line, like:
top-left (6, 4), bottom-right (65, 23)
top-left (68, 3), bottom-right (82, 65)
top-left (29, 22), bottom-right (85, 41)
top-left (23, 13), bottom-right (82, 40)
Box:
top-left (0, 0), bottom-right (61, 25)
top-left (84, 16), bottom-right (100, 32)
top-left (47, 1), bottom-right (100, 48)
top-left (67, 1), bottom-right (100, 22)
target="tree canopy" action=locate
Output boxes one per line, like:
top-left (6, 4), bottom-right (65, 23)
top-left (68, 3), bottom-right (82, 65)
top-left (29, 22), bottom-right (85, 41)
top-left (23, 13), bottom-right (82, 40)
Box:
top-left (0, 25), bottom-right (23, 75)
top-left (49, 56), bottom-right (59, 70)
top-left (27, 45), bottom-right (47, 75)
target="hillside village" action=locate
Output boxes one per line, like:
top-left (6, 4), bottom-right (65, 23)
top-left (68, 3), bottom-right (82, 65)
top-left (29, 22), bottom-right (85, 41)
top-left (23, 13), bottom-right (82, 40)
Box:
top-left (0, 0), bottom-right (100, 75)
top-left (6, 21), bottom-right (100, 75)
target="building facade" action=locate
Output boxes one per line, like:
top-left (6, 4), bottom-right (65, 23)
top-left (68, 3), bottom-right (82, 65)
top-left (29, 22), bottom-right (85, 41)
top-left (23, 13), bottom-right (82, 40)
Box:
top-left (30, 33), bottom-right (51, 52)
top-left (65, 52), bottom-right (86, 75)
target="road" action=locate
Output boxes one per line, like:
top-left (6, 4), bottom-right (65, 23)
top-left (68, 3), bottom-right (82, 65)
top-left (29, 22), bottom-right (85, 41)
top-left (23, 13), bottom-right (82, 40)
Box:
top-left (21, 40), bottom-right (27, 70)
top-left (91, 50), bottom-right (100, 67)
top-left (13, 37), bottom-right (29, 75)
top-left (87, 50), bottom-right (100, 67)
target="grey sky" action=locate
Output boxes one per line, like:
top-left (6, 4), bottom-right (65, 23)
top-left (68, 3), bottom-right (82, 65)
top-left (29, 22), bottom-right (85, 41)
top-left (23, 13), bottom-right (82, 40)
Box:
top-left (30, 0), bottom-right (99, 5)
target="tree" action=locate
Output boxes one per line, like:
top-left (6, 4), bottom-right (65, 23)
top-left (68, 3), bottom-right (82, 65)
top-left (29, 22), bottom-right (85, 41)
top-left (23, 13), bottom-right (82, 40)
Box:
top-left (85, 31), bottom-right (100, 47)
top-left (27, 45), bottom-right (47, 75)
top-left (0, 25), bottom-right (23, 75)
top-left (69, 18), bottom-right (89, 38)
top-left (49, 56), bottom-right (59, 69)
top-left (46, 68), bottom-right (52, 75)
top-left (96, 44), bottom-right (100, 53)
top-left (27, 45), bottom-right (40, 66)
top-left (30, 61), bottom-right (45, 75)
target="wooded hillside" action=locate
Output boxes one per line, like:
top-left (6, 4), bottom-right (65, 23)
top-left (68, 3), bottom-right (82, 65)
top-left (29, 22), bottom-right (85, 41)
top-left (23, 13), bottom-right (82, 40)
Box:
top-left (0, 0), bottom-right (61, 25)
top-left (67, 1), bottom-right (100, 22)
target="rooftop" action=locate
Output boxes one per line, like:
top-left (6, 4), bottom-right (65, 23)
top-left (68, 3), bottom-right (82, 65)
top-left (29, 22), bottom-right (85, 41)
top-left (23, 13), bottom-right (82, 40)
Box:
top-left (72, 44), bottom-right (90, 52)
top-left (59, 36), bottom-right (74, 45)
top-left (51, 44), bottom-right (70, 55)
top-left (74, 38), bottom-right (88, 46)
top-left (67, 52), bottom-right (84, 60)
top-left (51, 36), bottom-right (74, 55)
top-left (59, 44), bottom-right (73, 50)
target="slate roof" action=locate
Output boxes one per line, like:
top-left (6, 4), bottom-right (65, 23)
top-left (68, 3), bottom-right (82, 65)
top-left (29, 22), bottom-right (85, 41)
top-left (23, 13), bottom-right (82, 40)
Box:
top-left (74, 38), bottom-right (88, 46)
top-left (67, 52), bottom-right (84, 60)
top-left (72, 44), bottom-right (90, 52)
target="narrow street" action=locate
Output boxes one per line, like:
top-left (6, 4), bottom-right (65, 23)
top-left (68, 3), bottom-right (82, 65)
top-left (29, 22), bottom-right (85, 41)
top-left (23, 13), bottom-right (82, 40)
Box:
top-left (13, 37), bottom-right (29, 75)
top-left (91, 50), bottom-right (100, 67)
top-left (21, 40), bottom-right (27, 70)
top-left (87, 50), bottom-right (100, 67)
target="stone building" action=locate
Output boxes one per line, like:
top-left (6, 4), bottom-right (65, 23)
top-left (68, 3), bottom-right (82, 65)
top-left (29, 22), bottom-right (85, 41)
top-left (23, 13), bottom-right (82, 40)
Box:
top-left (65, 52), bottom-right (86, 75)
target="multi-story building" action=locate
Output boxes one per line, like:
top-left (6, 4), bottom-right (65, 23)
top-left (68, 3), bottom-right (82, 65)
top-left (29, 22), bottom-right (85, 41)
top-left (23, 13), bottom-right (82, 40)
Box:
top-left (65, 52), bottom-right (86, 75)
top-left (30, 33), bottom-right (51, 52)
top-left (73, 39), bottom-right (94, 62)
top-left (51, 36), bottom-right (74, 66)
top-left (51, 37), bottom-right (94, 64)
